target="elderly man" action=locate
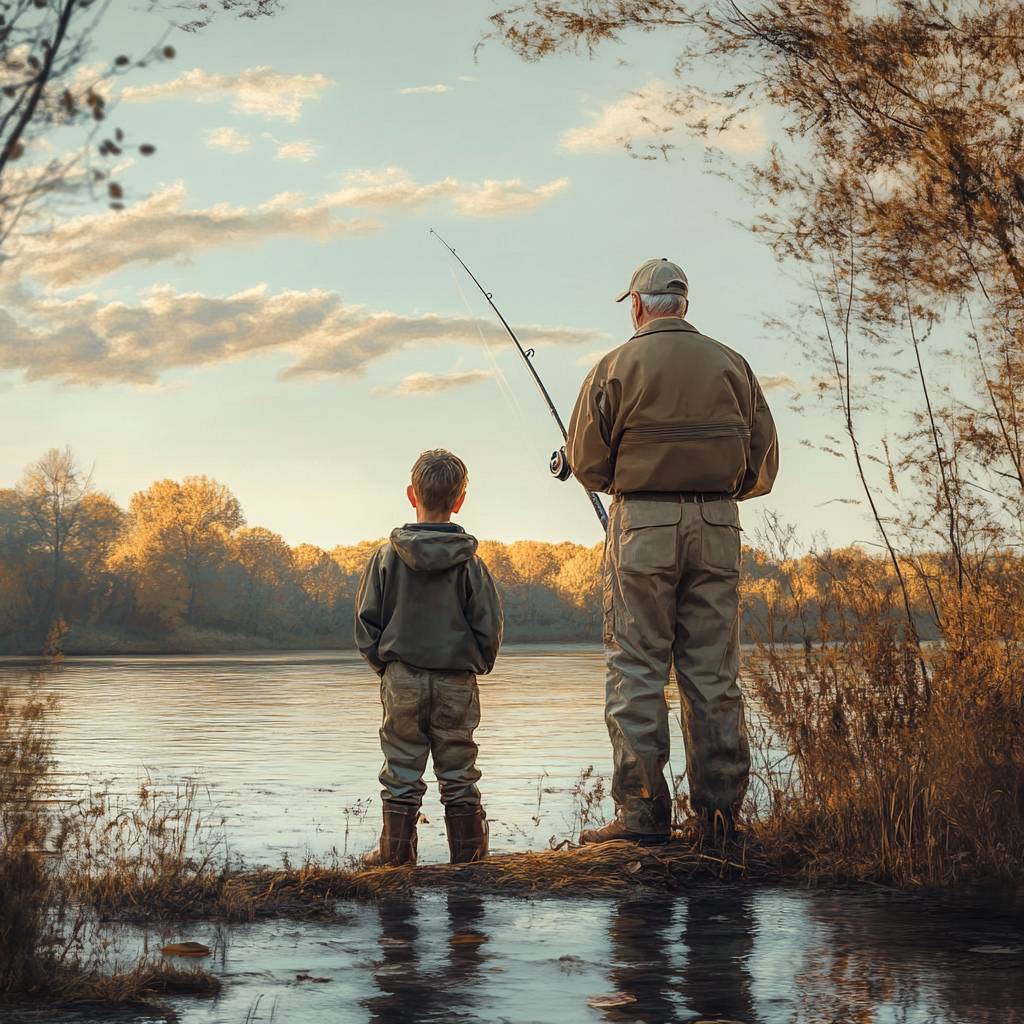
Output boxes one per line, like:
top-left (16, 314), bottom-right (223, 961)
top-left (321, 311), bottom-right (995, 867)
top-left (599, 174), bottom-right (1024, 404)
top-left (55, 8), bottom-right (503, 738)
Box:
top-left (566, 259), bottom-right (778, 845)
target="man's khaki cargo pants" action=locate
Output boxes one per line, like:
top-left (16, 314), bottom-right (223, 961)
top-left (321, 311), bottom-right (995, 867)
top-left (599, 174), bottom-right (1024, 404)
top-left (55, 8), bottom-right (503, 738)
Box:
top-left (603, 496), bottom-right (750, 834)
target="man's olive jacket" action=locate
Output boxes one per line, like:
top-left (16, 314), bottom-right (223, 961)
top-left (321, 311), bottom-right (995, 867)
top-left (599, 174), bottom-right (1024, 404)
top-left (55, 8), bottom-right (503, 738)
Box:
top-left (566, 317), bottom-right (779, 498)
top-left (355, 523), bottom-right (503, 677)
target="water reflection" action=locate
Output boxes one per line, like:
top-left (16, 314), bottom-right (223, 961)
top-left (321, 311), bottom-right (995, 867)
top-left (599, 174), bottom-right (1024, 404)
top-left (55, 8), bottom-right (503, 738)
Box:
top-left (365, 893), bottom-right (490, 1024)
top-left (679, 890), bottom-right (755, 1023)
top-left (600, 892), bottom-right (755, 1023)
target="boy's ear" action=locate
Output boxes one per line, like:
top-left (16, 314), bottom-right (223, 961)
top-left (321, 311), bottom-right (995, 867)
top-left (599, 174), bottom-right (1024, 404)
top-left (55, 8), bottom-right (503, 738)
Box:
top-left (407, 484), bottom-right (418, 508)
top-left (452, 492), bottom-right (466, 514)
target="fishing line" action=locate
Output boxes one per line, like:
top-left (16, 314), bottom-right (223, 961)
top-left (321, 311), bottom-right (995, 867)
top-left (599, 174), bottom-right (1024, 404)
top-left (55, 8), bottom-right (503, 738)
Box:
top-left (444, 258), bottom-right (541, 458)
top-left (431, 229), bottom-right (608, 531)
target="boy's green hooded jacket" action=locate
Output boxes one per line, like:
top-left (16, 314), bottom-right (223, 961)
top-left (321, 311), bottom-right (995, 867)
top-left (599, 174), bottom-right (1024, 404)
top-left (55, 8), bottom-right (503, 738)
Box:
top-left (354, 523), bottom-right (503, 676)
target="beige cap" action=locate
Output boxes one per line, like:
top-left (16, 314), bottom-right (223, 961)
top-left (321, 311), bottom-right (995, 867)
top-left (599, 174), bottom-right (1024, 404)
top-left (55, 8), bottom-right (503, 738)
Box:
top-left (615, 258), bottom-right (689, 302)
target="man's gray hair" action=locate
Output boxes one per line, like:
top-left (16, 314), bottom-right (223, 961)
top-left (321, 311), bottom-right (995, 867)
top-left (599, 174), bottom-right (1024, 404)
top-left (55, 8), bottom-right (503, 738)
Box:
top-left (638, 292), bottom-right (687, 318)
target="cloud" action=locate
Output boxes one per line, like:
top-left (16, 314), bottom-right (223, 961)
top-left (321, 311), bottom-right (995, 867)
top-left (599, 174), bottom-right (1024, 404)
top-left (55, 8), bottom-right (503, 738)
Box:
top-left (453, 177), bottom-right (571, 217)
top-left (120, 67), bottom-right (332, 121)
top-left (758, 372), bottom-right (802, 391)
top-left (205, 127), bottom-right (252, 153)
top-left (0, 286), bottom-right (602, 387)
top-left (326, 168), bottom-right (569, 217)
top-left (373, 369), bottom-right (492, 396)
top-left (3, 184), bottom-right (376, 290)
top-left (457, 76), bottom-right (478, 82)
top-left (275, 141), bottom-right (316, 162)
top-left (562, 79), bottom-right (765, 156)
top-left (2, 171), bottom-right (571, 293)
top-left (576, 347), bottom-right (613, 366)
top-left (398, 84), bottom-right (452, 94)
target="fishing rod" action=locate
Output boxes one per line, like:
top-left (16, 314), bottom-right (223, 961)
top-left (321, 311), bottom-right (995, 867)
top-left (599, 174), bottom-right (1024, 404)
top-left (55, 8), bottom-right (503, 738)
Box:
top-left (431, 229), bottom-right (608, 531)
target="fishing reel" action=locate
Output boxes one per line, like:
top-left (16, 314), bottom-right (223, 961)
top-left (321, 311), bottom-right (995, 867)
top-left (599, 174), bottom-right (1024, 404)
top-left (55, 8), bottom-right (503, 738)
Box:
top-left (550, 446), bottom-right (573, 482)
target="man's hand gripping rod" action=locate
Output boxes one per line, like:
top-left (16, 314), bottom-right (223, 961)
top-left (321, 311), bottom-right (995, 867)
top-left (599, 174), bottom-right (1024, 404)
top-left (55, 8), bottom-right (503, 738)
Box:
top-left (430, 229), bottom-right (608, 531)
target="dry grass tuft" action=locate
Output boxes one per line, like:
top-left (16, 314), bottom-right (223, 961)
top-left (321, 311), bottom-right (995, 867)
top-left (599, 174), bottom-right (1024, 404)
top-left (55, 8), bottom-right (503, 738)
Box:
top-left (0, 685), bottom-right (221, 1008)
top-left (743, 545), bottom-right (1024, 887)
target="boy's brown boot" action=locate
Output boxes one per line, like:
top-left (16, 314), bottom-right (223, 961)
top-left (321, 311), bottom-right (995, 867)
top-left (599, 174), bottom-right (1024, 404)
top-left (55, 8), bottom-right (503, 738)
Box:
top-left (360, 801), bottom-right (418, 868)
top-left (445, 803), bottom-right (489, 864)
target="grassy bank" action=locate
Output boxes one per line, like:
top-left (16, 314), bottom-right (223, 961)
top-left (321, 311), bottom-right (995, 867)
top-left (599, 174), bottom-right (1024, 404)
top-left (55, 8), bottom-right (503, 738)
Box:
top-left (0, 692), bottom-right (220, 1010)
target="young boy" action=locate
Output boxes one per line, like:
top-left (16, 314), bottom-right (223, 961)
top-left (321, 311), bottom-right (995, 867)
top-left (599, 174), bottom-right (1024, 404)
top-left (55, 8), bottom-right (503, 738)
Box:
top-left (355, 449), bottom-right (503, 867)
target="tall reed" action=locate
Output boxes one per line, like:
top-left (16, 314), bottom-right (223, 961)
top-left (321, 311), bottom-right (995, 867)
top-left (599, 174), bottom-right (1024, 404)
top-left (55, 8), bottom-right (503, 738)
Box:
top-left (744, 546), bottom-right (1024, 886)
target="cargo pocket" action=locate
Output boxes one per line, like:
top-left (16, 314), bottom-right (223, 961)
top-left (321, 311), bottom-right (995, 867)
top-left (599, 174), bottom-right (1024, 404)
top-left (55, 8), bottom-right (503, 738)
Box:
top-left (699, 499), bottom-right (741, 572)
top-left (618, 501), bottom-right (682, 575)
top-left (433, 673), bottom-right (480, 731)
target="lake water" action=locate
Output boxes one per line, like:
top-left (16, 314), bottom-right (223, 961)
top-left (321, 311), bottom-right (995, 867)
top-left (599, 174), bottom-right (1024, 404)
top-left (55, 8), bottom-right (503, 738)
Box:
top-left (1, 649), bottom-right (1022, 1024)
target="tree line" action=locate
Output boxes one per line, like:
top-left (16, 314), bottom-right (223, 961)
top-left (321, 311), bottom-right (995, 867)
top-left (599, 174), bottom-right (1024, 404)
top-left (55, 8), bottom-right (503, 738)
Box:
top-left (0, 447), bottom-right (607, 653)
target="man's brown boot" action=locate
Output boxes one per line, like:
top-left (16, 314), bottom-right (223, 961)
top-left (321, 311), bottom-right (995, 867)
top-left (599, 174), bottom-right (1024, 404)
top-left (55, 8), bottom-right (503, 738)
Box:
top-left (445, 803), bottom-right (489, 864)
top-left (579, 819), bottom-right (670, 846)
top-left (360, 802), bottom-right (418, 868)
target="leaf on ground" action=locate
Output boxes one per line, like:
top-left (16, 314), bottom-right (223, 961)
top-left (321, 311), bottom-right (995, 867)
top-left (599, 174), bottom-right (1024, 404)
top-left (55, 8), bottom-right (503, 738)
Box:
top-left (161, 942), bottom-right (211, 958)
top-left (626, 860), bottom-right (642, 873)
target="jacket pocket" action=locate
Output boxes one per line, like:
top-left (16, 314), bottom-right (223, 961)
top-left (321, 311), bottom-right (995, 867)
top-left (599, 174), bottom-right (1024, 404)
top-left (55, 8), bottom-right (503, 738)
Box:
top-left (699, 499), bottom-right (741, 571)
top-left (618, 501), bottom-right (682, 574)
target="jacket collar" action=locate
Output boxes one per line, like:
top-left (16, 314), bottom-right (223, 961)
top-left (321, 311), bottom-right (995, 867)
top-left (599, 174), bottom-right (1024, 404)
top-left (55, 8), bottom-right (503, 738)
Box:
top-left (630, 316), bottom-right (699, 341)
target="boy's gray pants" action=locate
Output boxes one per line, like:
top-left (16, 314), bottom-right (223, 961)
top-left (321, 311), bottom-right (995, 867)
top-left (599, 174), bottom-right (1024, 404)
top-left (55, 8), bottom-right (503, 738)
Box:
top-left (603, 497), bottom-right (751, 833)
top-left (378, 661), bottom-right (482, 807)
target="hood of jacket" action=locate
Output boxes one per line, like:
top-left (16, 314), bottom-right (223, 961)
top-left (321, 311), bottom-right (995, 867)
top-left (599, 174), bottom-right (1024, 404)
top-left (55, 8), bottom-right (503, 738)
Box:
top-left (389, 524), bottom-right (478, 572)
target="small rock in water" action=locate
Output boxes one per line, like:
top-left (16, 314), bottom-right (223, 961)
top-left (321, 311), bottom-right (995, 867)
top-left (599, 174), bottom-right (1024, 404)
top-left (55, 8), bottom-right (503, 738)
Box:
top-left (296, 973), bottom-right (332, 983)
top-left (587, 993), bottom-right (637, 1009)
top-left (449, 932), bottom-right (488, 945)
top-left (161, 942), bottom-right (211, 958)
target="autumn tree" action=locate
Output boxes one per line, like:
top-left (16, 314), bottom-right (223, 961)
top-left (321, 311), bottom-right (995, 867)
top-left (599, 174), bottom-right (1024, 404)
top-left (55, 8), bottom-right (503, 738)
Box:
top-left (292, 542), bottom-right (346, 634)
top-left (487, 0), bottom-right (1024, 596)
top-left (112, 475), bottom-right (244, 627)
top-left (231, 525), bottom-right (292, 636)
top-left (14, 445), bottom-right (94, 625)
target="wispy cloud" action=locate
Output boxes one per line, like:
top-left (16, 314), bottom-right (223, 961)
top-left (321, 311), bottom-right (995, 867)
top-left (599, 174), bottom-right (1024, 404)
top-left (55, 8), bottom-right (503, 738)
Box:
top-left (398, 84), bottom-right (452, 94)
top-left (3, 184), bottom-right (375, 290)
top-left (205, 126), bottom-right (252, 153)
top-left (275, 140), bottom-right (316, 162)
top-left (326, 168), bottom-right (569, 217)
top-left (562, 79), bottom-right (765, 156)
top-left (758, 372), bottom-right (802, 392)
top-left (457, 76), bottom-right (478, 82)
top-left (373, 369), bottom-right (492, 396)
top-left (0, 287), bottom-right (602, 387)
top-left (3, 170), bottom-right (570, 292)
top-left (120, 67), bottom-right (332, 121)
top-left (453, 177), bottom-right (571, 216)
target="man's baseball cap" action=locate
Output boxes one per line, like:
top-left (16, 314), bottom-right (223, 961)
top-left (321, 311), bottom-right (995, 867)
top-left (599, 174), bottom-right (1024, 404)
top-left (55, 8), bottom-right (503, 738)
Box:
top-left (615, 258), bottom-right (689, 302)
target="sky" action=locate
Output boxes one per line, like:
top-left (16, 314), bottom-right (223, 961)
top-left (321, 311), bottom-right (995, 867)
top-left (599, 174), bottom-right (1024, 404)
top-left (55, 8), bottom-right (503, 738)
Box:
top-left (0, 0), bottom-right (880, 550)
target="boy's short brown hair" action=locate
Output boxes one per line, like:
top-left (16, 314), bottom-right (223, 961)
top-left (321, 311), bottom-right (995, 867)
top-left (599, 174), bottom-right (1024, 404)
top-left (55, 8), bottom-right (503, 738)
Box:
top-left (411, 449), bottom-right (468, 513)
